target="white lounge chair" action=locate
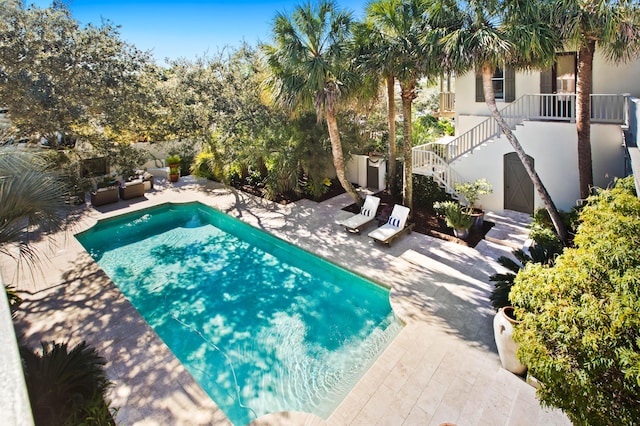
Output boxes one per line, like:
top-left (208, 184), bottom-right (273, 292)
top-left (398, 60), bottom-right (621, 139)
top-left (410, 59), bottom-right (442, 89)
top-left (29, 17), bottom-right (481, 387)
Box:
top-left (368, 204), bottom-right (415, 246)
top-left (338, 195), bottom-right (381, 234)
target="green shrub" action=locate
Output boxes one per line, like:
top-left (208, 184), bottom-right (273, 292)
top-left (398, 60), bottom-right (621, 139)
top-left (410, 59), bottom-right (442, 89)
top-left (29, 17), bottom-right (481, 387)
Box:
top-left (440, 119), bottom-right (455, 136)
top-left (489, 217), bottom-right (565, 311)
top-left (510, 176), bottom-right (640, 425)
top-left (529, 207), bottom-right (580, 249)
top-left (303, 176), bottom-right (331, 199)
top-left (246, 170), bottom-right (265, 188)
top-left (413, 175), bottom-right (452, 209)
top-left (190, 151), bottom-right (221, 180)
top-left (228, 170), bottom-right (242, 187)
top-left (263, 152), bottom-right (299, 200)
top-left (224, 162), bottom-right (249, 186)
top-left (264, 167), bottom-right (297, 200)
top-left (412, 115), bottom-right (455, 145)
top-left (20, 341), bottom-right (115, 425)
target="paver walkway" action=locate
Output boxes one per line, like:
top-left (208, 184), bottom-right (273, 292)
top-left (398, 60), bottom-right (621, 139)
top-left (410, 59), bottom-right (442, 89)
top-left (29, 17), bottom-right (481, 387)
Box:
top-left (2, 177), bottom-right (570, 425)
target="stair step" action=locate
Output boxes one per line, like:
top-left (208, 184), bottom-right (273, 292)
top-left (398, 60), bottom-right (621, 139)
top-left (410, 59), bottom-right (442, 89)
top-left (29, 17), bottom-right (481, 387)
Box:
top-left (483, 210), bottom-right (532, 250)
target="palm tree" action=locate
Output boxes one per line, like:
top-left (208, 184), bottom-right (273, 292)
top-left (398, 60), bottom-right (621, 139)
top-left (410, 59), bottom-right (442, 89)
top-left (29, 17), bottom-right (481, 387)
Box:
top-left (262, 1), bottom-right (362, 205)
top-left (438, 0), bottom-right (569, 245)
top-left (354, 2), bottom-right (400, 197)
top-left (0, 151), bottom-right (70, 269)
top-left (555, 0), bottom-right (640, 200)
top-left (364, 0), bottom-right (441, 211)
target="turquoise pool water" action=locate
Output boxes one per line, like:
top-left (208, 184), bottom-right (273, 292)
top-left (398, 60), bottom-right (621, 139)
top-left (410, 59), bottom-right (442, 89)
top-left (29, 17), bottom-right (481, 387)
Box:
top-left (76, 203), bottom-right (401, 425)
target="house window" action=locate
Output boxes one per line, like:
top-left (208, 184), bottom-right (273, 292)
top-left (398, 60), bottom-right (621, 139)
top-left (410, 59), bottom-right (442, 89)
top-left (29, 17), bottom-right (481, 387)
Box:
top-left (492, 67), bottom-right (505, 100)
top-left (476, 65), bottom-right (515, 103)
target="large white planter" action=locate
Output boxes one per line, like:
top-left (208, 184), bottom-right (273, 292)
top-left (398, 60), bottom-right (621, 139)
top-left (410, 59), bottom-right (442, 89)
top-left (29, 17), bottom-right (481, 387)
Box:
top-left (493, 306), bottom-right (527, 375)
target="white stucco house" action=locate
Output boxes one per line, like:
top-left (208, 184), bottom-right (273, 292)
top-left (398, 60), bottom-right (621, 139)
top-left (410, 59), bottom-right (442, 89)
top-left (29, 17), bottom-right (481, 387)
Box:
top-left (412, 51), bottom-right (640, 214)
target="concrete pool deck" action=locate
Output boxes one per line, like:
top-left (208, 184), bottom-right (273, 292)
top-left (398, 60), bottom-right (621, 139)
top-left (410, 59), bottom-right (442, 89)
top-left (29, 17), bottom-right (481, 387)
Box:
top-left (3, 176), bottom-right (571, 425)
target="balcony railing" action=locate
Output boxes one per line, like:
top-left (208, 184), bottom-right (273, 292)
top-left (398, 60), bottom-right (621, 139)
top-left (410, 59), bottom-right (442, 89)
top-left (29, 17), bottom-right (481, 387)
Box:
top-left (516, 94), bottom-right (626, 123)
top-left (416, 93), bottom-right (626, 164)
top-left (413, 93), bottom-right (628, 196)
top-left (439, 92), bottom-right (455, 112)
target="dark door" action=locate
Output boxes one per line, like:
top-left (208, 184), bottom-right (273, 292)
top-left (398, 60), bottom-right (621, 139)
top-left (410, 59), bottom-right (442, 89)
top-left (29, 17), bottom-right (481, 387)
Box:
top-left (367, 158), bottom-right (380, 189)
top-left (540, 53), bottom-right (576, 119)
top-left (504, 153), bottom-right (534, 214)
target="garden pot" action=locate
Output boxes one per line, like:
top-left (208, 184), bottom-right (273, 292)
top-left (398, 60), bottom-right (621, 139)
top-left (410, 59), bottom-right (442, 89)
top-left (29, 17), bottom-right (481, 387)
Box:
top-left (453, 228), bottom-right (469, 239)
top-left (493, 306), bottom-right (527, 375)
top-left (169, 173), bottom-right (179, 183)
top-left (470, 210), bottom-right (484, 229)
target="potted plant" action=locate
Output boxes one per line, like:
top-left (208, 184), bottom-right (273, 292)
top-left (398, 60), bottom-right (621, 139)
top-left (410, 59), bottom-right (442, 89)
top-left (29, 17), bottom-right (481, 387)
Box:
top-left (169, 165), bottom-right (180, 183)
top-left (454, 178), bottom-right (493, 229)
top-left (434, 201), bottom-right (473, 239)
top-left (165, 154), bottom-right (181, 169)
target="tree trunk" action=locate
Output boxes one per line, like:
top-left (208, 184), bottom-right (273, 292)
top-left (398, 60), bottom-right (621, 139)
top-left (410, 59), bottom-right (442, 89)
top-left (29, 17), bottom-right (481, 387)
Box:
top-left (400, 79), bottom-right (416, 212)
top-left (387, 75), bottom-right (397, 196)
top-left (481, 63), bottom-right (569, 246)
top-left (325, 107), bottom-right (363, 206)
top-left (576, 40), bottom-right (595, 200)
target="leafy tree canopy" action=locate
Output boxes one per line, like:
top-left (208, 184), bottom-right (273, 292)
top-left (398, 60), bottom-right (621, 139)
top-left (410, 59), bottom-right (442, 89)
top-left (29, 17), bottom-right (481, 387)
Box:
top-left (556, 0), bottom-right (640, 63)
top-left (511, 176), bottom-right (640, 425)
top-left (0, 1), bottom-right (156, 146)
top-left (156, 46), bottom-right (275, 154)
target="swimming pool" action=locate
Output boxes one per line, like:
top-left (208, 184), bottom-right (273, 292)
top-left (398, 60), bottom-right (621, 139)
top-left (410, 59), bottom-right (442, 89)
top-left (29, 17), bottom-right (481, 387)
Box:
top-left (76, 203), bottom-right (401, 425)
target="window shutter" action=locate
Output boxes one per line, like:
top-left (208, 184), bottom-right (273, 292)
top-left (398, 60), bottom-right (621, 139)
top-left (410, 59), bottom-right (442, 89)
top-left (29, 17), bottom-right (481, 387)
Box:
top-left (505, 67), bottom-right (516, 102)
top-left (540, 68), bottom-right (553, 94)
top-left (475, 73), bottom-right (484, 102)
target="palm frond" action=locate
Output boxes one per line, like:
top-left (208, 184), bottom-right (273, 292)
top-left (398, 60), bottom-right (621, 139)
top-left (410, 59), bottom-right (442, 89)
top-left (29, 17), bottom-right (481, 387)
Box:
top-left (262, 0), bottom-right (358, 117)
top-left (0, 151), bottom-right (71, 270)
top-left (20, 341), bottom-right (112, 425)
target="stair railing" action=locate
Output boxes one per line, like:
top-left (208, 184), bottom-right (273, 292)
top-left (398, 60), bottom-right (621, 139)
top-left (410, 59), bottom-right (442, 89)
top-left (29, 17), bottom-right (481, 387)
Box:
top-left (412, 147), bottom-right (463, 194)
top-left (413, 94), bottom-right (626, 165)
top-left (411, 94), bottom-right (625, 197)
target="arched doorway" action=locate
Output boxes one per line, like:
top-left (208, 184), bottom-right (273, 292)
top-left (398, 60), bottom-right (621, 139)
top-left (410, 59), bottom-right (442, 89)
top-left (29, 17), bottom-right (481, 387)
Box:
top-left (504, 153), bottom-right (534, 214)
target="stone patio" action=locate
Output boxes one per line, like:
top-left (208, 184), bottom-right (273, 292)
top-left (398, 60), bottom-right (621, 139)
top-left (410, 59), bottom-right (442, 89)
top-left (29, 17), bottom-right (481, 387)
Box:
top-left (2, 176), bottom-right (570, 425)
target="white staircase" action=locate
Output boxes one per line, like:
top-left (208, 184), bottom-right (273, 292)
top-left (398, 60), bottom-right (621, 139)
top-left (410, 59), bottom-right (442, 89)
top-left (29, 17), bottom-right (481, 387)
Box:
top-left (412, 93), bottom-right (626, 196)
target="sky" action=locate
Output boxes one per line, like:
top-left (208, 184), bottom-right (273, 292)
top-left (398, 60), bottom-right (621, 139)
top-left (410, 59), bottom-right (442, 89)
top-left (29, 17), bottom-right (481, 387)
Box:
top-left (31, 0), bottom-right (368, 63)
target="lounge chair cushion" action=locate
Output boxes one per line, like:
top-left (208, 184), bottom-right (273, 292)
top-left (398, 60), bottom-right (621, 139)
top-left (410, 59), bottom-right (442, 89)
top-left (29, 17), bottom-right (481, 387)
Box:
top-left (368, 223), bottom-right (400, 241)
top-left (368, 204), bottom-right (412, 245)
top-left (337, 195), bottom-right (380, 233)
top-left (340, 213), bottom-right (374, 231)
